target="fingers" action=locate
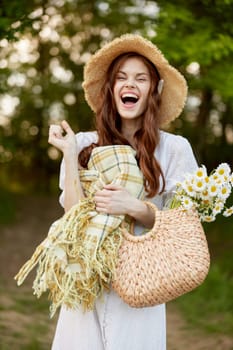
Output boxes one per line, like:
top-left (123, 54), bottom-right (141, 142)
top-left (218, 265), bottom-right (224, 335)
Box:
top-left (49, 120), bottom-right (73, 139)
top-left (61, 120), bottom-right (74, 136)
top-left (95, 189), bottom-right (111, 197)
top-left (95, 201), bottom-right (108, 213)
top-left (94, 185), bottom-right (124, 201)
top-left (48, 124), bottom-right (63, 141)
top-left (48, 120), bottom-right (77, 156)
top-left (102, 184), bottom-right (123, 191)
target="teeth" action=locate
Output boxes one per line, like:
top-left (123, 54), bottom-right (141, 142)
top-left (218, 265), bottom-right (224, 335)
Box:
top-left (122, 93), bottom-right (138, 99)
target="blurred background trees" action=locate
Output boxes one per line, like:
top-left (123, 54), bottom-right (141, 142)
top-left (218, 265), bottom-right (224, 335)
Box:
top-left (0, 0), bottom-right (232, 194)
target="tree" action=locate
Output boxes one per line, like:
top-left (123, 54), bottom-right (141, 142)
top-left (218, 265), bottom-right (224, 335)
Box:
top-left (154, 0), bottom-right (233, 168)
top-left (0, 0), bottom-right (233, 193)
top-left (0, 0), bottom-right (159, 191)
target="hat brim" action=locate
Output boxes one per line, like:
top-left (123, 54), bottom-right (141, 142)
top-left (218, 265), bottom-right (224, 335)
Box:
top-left (82, 34), bottom-right (187, 126)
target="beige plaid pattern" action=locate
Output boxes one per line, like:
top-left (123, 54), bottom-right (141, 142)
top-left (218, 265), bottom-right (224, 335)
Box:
top-left (79, 145), bottom-right (145, 242)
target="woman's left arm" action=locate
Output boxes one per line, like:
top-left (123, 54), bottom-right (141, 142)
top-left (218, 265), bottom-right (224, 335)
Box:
top-left (94, 184), bottom-right (155, 229)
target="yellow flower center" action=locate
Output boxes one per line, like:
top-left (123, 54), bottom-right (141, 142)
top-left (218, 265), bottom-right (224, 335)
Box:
top-left (197, 170), bottom-right (204, 177)
top-left (210, 185), bottom-right (217, 193)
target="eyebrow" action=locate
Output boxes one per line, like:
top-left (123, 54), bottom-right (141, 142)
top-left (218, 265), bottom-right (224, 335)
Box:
top-left (117, 70), bottom-right (149, 76)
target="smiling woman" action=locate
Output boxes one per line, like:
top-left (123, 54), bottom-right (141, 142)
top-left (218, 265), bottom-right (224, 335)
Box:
top-left (46, 34), bottom-right (198, 350)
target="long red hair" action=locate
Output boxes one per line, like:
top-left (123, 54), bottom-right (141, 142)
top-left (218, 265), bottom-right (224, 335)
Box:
top-left (79, 52), bottom-right (165, 197)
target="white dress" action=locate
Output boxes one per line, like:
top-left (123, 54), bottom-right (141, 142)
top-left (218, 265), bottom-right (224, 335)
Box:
top-left (52, 130), bottom-right (198, 350)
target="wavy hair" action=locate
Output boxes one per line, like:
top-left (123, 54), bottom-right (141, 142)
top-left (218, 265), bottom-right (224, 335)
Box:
top-left (79, 52), bottom-right (165, 197)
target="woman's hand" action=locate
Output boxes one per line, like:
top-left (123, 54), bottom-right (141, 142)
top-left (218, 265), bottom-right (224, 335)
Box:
top-left (48, 120), bottom-right (82, 211)
top-left (48, 120), bottom-right (77, 158)
top-left (94, 184), bottom-right (155, 228)
top-left (94, 184), bottom-right (135, 215)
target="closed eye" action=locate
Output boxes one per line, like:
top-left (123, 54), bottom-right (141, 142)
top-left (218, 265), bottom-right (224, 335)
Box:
top-left (116, 74), bottom-right (126, 80)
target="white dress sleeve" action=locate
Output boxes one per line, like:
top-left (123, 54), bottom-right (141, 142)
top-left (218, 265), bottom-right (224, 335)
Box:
top-left (58, 131), bottom-right (98, 207)
top-left (156, 131), bottom-right (199, 196)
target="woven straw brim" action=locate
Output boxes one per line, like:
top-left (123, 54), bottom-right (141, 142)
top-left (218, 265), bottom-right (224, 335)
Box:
top-left (82, 34), bottom-right (188, 126)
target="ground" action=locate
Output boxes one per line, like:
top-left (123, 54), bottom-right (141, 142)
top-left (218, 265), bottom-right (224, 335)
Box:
top-left (0, 195), bottom-right (233, 349)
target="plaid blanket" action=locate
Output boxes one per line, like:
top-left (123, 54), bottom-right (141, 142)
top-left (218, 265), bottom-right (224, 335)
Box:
top-left (80, 145), bottom-right (145, 240)
top-left (15, 145), bottom-right (145, 316)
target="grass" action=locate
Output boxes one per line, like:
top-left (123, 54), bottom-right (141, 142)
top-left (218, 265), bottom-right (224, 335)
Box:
top-left (0, 284), bottom-right (56, 350)
top-left (12, 293), bottom-right (50, 314)
top-left (23, 340), bottom-right (45, 350)
top-left (175, 264), bottom-right (233, 334)
top-left (175, 214), bottom-right (233, 335)
top-left (0, 339), bottom-right (46, 350)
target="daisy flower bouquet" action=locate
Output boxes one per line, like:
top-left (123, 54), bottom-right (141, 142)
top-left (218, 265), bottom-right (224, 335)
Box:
top-left (169, 163), bottom-right (233, 222)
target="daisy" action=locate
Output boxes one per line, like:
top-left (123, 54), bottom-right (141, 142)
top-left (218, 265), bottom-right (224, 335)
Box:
top-left (219, 184), bottom-right (231, 201)
top-left (215, 163), bottom-right (231, 178)
top-left (209, 173), bottom-right (224, 186)
top-left (182, 181), bottom-right (196, 197)
top-left (195, 165), bottom-right (207, 179)
top-left (207, 181), bottom-right (220, 197)
top-left (223, 206), bottom-right (233, 217)
top-left (213, 202), bottom-right (224, 215)
top-left (193, 178), bottom-right (206, 192)
top-left (202, 215), bottom-right (216, 222)
top-left (169, 162), bottom-right (232, 223)
top-left (181, 196), bottom-right (194, 210)
top-left (200, 189), bottom-right (210, 200)
top-left (204, 176), bottom-right (210, 185)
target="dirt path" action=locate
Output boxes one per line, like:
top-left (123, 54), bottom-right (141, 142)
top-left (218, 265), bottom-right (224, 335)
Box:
top-left (0, 195), bottom-right (233, 350)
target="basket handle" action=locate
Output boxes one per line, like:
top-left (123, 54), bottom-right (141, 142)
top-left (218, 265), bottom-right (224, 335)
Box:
top-left (120, 201), bottom-right (159, 241)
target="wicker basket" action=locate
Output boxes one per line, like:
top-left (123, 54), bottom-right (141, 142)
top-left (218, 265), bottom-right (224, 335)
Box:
top-left (112, 202), bottom-right (210, 307)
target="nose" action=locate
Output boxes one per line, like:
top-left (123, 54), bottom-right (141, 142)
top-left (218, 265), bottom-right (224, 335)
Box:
top-left (124, 80), bottom-right (136, 88)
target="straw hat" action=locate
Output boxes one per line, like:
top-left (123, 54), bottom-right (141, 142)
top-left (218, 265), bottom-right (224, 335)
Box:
top-left (82, 34), bottom-right (187, 126)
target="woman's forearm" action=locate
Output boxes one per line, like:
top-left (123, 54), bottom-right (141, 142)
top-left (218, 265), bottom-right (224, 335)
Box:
top-left (63, 154), bottom-right (84, 212)
top-left (48, 120), bottom-right (84, 212)
top-left (94, 184), bottom-right (155, 229)
top-left (128, 199), bottom-right (155, 229)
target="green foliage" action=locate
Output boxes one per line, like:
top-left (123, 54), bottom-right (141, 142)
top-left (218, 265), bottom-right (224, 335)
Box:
top-left (0, 0), bottom-right (35, 40)
top-left (155, 0), bottom-right (233, 91)
top-left (0, 0), bottom-right (232, 193)
top-left (0, 0), bottom-right (162, 192)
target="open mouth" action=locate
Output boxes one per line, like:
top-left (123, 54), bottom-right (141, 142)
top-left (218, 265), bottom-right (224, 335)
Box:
top-left (121, 93), bottom-right (139, 105)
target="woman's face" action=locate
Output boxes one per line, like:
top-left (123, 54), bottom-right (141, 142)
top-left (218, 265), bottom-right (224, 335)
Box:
top-left (113, 56), bottom-right (151, 124)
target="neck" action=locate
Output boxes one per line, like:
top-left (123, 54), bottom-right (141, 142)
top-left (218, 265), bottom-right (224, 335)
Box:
top-left (121, 126), bottom-right (137, 148)
top-left (121, 119), bottom-right (142, 146)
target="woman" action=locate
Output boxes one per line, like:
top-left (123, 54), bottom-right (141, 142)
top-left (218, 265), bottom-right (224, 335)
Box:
top-left (49, 34), bottom-right (198, 350)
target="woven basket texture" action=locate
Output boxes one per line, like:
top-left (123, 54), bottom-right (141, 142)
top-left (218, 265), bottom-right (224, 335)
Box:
top-left (112, 202), bottom-right (210, 307)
